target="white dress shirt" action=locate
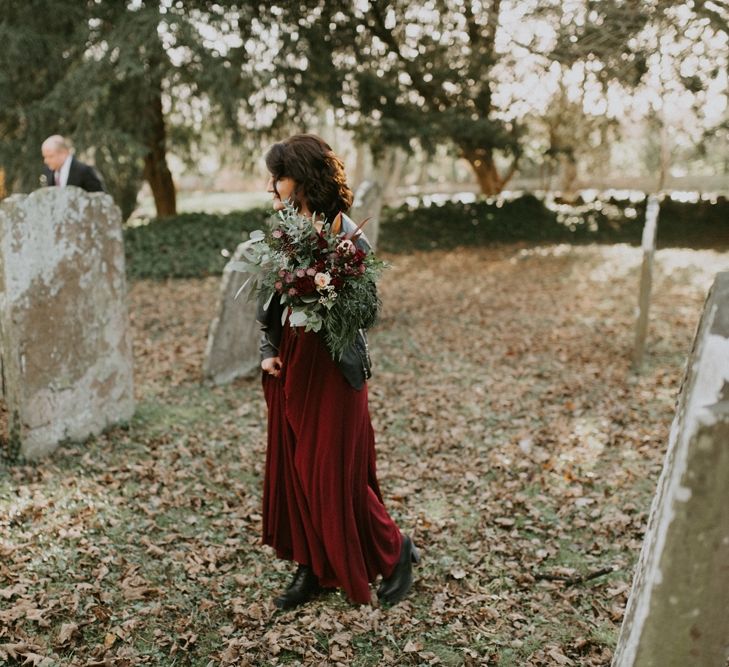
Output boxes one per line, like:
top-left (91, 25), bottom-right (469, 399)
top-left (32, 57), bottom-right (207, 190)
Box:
top-left (55, 154), bottom-right (73, 186)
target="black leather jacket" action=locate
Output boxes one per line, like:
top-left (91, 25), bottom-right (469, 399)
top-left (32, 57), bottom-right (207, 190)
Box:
top-left (257, 214), bottom-right (375, 390)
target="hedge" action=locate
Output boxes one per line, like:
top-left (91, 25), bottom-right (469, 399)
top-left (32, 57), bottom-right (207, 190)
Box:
top-left (124, 209), bottom-right (270, 280)
top-left (123, 194), bottom-right (729, 280)
top-left (377, 194), bottom-right (729, 252)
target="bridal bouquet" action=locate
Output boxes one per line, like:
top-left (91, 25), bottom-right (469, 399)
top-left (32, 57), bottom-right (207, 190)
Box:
top-left (230, 204), bottom-right (385, 359)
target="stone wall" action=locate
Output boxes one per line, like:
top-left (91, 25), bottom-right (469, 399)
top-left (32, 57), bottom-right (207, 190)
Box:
top-left (613, 271), bottom-right (729, 666)
top-left (0, 187), bottom-right (134, 459)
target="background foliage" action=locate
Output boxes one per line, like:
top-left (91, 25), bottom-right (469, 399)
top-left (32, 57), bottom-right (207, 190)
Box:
top-left (124, 209), bottom-right (269, 280)
top-left (2, 1), bottom-right (727, 217)
top-left (124, 196), bottom-right (729, 279)
top-left (0, 0), bottom-right (255, 218)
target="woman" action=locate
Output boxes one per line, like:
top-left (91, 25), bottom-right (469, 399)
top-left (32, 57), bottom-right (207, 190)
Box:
top-left (258, 134), bottom-right (419, 608)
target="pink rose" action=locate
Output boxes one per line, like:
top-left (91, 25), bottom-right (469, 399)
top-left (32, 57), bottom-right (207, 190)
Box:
top-left (314, 272), bottom-right (331, 289)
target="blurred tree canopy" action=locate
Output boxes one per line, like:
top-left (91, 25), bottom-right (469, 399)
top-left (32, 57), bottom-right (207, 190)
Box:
top-left (257, 0), bottom-right (526, 194)
top-left (1, 1), bottom-right (727, 216)
top-left (0, 2), bottom-right (89, 198)
top-left (0, 0), bottom-right (255, 218)
top-left (257, 0), bottom-right (700, 195)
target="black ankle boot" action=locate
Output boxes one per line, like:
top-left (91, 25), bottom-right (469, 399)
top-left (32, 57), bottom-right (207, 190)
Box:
top-left (377, 534), bottom-right (420, 605)
top-left (274, 564), bottom-right (321, 610)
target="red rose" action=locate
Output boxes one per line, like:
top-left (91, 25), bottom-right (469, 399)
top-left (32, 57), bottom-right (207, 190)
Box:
top-left (295, 275), bottom-right (316, 294)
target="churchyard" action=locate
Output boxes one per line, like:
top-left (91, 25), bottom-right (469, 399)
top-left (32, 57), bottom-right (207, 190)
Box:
top-left (4, 1), bottom-right (729, 662)
top-left (2, 229), bottom-right (724, 665)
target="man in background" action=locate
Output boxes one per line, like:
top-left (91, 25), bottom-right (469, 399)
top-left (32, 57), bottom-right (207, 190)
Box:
top-left (41, 135), bottom-right (105, 192)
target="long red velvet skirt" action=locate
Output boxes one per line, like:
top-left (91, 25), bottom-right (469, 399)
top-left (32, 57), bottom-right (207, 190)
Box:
top-left (262, 321), bottom-right (402, 604)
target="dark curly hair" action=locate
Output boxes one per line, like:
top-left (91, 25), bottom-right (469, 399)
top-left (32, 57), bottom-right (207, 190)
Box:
top-left (265, 134), bottom-right (353, 224)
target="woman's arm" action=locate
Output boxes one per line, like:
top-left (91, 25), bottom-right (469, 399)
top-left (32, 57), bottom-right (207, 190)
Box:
top-left (258, 291), bottom-right (283, 374)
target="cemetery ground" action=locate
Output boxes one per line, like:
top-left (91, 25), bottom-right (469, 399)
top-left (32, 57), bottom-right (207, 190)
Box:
top-left (2, 242), bottom-right (727, 666)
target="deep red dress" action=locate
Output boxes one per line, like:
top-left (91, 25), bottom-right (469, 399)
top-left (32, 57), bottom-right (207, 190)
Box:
top-left (262, 320), bottom-right (402, 604)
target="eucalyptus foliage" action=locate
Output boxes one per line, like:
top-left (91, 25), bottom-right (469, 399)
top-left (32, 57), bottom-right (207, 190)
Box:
top-left (231, 204), bottom-right (385, 360)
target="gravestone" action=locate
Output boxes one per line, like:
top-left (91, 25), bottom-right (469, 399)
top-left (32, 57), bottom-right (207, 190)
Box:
top-left (632, 194), bottom-right (661, 370)
top-left (349, 180), bottom-right (384, 251)
top-left (0, 187), bottom-right (134, 459)
top-left (613, 271), bottom-right (729, 666)
top-left (202, 239), bottom-right (260, 385)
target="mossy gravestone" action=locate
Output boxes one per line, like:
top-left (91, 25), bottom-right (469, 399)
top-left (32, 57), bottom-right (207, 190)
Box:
top-left (202, 239), bottom-right (260, 385)
top-left (0, 187), bottom-right (134, 459)
top-left (613, 271), bottom-right (729, 667)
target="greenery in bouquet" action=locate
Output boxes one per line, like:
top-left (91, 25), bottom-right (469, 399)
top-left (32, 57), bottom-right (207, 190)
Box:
top-left (230, 204), bottom-right (386, 359)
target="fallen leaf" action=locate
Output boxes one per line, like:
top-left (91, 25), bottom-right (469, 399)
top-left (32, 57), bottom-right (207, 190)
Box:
top-left (56, 622), bottom-right (79, 645)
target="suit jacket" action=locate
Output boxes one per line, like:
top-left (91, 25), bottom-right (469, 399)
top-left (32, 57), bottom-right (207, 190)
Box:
top-left (44, 156), bottom-right (106, 193)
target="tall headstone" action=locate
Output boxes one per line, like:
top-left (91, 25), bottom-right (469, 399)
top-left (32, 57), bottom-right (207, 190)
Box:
top-left (632, 194), bottom-right (660, 370)
top-left (0, 187), bottom-right (134, 459)
top-left (613, 271), bottom-right (729, 666)
top-left (349, 180), bottom-right (384, 252)
top-left (202, 239), bottom-right (260, 385)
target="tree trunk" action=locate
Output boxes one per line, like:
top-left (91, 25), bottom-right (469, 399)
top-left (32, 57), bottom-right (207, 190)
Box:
top-left (143, 92), bottom-right (176, 218)
top-left (559, 152), bottom-right (578, 200)
top-left (381, 148), bottom-right (407, 204)
top-left (462, 147), bottom-right (517, 195)
top-left (416, 157), bottom-right (429, 188)
top-left (351, 142), bottom-right (368, 193)
top-left (657, 117), bottom-right (670, 191)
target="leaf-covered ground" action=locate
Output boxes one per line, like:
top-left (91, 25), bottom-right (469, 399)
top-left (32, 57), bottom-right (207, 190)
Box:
top-left (2, 244), bottom-right (727, 666)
